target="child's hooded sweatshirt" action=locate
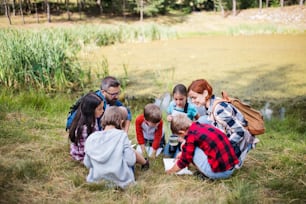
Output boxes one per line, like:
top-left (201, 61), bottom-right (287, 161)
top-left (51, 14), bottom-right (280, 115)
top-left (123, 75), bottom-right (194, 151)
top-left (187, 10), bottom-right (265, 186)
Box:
top-left (84, 129), bottom-right (136, 189)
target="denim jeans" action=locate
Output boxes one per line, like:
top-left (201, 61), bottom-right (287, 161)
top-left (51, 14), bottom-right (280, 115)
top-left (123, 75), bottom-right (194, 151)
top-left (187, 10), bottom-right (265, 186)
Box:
top-left (193, 147), bottom-right (235, 179)
top-left (163, 142), bottom-right (180, 158)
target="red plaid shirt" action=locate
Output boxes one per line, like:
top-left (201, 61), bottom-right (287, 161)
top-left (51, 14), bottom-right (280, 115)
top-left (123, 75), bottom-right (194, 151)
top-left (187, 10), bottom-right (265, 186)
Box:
top-left (177, 122), bottom-right (239, 172)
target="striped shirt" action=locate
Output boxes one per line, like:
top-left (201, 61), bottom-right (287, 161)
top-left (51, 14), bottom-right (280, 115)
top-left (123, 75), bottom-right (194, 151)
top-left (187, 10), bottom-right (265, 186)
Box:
top-left (70, 123), bottom-right (99, 161)
top-left (208, 96), bottom-right (254, 157)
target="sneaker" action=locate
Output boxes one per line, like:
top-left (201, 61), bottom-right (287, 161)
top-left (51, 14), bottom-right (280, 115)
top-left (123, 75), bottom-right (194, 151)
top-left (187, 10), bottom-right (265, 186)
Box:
top-left (141, 158), bottom-right (150, 171)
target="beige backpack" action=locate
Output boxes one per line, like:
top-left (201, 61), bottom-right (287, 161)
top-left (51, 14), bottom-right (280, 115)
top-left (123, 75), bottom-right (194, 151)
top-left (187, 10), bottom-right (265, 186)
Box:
top-left (211, 91), bottom-right (265, 136)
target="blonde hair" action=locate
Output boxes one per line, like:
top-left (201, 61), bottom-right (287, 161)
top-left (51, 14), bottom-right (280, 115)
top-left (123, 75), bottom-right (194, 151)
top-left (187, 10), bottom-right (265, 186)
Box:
top-left (170, 114), bottom-right (192, 134)
top-left (101, 106), bottom-right (126, 129)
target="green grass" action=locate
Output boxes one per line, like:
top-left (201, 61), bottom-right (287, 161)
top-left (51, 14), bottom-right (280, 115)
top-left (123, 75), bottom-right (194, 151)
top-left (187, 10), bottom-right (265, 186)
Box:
top-left (0, 9), bottom-right (305, 203)
top-left (0, 24), bottom-right (177, 92)
top-left (0, 89), bottom-right (305, 203)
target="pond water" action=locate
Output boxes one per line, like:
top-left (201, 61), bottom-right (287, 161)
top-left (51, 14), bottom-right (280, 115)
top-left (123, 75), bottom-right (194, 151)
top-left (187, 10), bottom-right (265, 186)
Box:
top-left (97, 34), bottom-right (306, 102)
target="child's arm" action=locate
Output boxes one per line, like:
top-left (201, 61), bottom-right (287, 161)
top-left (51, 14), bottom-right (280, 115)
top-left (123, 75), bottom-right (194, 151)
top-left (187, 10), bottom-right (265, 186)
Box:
top-left (122, 134), bottom-right (137, 166)
top-left (151, 149), bottom-right (157, 159)
top-left (135, 115), bottom-right (147, 155)
top-left (124, 120), bottom-right (131, 133)
top-left (83, 154), bottom-right (92, 168)
top-left (140, 144), bottom-right (147, 157)
top-left (167, 103), bottom-right (173, 122)
top-left (151, 120), bottom-right (163, 157)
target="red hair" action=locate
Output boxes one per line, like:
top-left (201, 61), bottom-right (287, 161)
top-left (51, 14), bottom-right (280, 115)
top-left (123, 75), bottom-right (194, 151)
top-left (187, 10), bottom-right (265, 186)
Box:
top-left (187, 79), bottom-right (213, 100)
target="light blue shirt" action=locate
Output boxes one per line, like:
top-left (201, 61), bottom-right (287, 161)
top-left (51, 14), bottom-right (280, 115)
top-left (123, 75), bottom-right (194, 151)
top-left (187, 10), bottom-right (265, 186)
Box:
top-left (167, 101), bottom-right (198, 120)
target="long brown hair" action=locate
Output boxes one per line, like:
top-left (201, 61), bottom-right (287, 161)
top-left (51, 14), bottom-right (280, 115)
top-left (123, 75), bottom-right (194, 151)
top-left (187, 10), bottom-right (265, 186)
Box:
top-left (69, 92), bottom-right (103, 145)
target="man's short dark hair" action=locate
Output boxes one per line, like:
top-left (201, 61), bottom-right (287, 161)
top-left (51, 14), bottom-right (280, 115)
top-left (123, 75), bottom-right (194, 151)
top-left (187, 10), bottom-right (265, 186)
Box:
top-left (101, 76), bottom-right (121, 90)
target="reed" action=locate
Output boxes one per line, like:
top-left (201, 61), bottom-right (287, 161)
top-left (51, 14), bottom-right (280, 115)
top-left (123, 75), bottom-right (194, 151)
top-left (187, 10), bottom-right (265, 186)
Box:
top-left (0, 28), bottom-right (84, 92)
top-left (0, 24), bottom-right (176, 92)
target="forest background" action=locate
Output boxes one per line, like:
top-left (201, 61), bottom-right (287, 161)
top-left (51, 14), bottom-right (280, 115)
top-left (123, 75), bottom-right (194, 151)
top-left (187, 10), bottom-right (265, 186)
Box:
top-left (0, 0), bottom-right (306, 203)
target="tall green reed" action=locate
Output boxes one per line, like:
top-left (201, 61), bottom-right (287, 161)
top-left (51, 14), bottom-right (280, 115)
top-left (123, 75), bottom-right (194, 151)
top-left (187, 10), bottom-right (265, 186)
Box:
top-left (0, 28), bottom-right (84, 92)
top-left (0, 24), bottom-right (176, 93)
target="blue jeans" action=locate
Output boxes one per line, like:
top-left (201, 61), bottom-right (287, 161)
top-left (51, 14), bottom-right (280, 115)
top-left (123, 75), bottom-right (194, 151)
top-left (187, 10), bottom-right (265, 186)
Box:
top-left (193, 147), bottom-right (235, 179)
top-left (163, 142), bottom-right (180, 158)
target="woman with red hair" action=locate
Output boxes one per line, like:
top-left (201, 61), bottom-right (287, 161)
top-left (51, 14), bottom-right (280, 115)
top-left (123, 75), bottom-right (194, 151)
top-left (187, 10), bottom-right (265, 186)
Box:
top-left (187, 79), bottom-right (255, 169)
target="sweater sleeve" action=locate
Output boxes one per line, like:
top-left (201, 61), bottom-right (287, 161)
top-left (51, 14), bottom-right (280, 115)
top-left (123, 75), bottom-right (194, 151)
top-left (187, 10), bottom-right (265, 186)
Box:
top-left (214, 102), bottom-right (246, 144)
top-left (135, 114), bottom-right (145, 145)
top-left (83, 154), bottom-right (92, 169)
top-left (176, 134), bottom-right (195, 169)
top-left (122, 133), bottom-right (136, 167)
top-left (152, 120), bottom-right (163, 150)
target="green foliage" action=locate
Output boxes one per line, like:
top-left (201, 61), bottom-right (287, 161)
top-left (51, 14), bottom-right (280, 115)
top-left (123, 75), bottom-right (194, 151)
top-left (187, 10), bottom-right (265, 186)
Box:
top-left (226, 24), bottom-right (304, 35)
top-left (0, 28), bottom-right (84, 92)
top-left (240, 0), bottom-right (258, 9)
top-left (0, 25), bottom-right (176, 93)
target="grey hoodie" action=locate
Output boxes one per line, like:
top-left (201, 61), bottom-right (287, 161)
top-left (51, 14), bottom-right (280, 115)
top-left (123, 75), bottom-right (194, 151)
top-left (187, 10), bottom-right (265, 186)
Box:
top-left (84, 129), bottom-right (136, 188)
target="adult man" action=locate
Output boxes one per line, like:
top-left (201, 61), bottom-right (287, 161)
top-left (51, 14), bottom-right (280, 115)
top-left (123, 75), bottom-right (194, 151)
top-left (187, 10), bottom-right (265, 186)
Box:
top-left (66, 76), bottom-right (131, 133)
top-left (97, 76), bottom-right (132, 133)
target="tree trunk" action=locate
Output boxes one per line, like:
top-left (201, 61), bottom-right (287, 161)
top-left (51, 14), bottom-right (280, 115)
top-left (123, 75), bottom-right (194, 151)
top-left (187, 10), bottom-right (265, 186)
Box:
top-left (77, 0), bottom-right (82, 20)
top-left (300, 0), bottom-right (304, 6)
top-left (259, 0), bottom-right (262, 12)
top-left (26, 0), bottom-right (33, 15)
top-left (101, 0), bottom-right (103, 15)
top-left (232, 0), bottom-right (236, 16)
top-left (280, 0), bottom-right (284, 7)
top-left (4, 0), bottom-right (12, 25)
top-left (219, 0), bottom-right (224, 17)
top-left (19, 0), bottom-right (25, 24)
top-left (45, 0), bottom-right (51, 22)
top-left (122, 0), bottom-right (126, 21)
top-left (12, 0), bottom-right (16, 16)
top-left (34, 1), bottom-right (39, 23)
top-left (266, 0), bottom-right (269, 8)
top-left (140, 0), bottom-right (143, 21)
top-left (66, 0), bottom-right (71, 20)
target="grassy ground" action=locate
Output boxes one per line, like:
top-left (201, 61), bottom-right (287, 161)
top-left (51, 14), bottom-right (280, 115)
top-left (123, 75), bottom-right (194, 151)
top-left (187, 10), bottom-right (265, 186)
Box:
top-left (0, 91), bottom-right (305, 204)
top-left (0, 6), bottom-right (306, 204)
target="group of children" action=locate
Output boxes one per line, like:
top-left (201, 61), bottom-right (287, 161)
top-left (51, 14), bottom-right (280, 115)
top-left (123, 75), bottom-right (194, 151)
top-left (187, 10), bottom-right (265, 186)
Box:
top-left (68, 76), bottom-right (256, 189)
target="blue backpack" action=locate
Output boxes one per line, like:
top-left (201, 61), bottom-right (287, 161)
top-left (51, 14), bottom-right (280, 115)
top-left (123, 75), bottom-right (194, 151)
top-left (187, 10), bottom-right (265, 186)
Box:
top-left (65, 90), bottom-right (105, 131)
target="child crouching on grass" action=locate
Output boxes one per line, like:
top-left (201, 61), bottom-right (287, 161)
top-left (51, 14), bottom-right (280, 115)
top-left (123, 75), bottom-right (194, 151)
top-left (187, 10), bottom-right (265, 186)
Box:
top-left (135, 103), bottom-right (165, 158)
top-left (166, 114), bottom-right (239, 179)
top-left (84, 106), bottom-right (149, 189)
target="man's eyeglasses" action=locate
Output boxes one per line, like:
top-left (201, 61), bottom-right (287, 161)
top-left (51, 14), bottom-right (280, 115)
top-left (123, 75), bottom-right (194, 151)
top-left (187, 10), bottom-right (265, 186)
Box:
top-left (104, 90), bottom-right (121, 97)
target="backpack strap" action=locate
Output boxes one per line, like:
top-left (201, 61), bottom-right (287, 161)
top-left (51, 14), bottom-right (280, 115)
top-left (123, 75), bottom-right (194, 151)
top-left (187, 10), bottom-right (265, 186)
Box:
top-left (221, 90), bottom-right (230, 102)
top-left (210, 99), bottom-right (228, 132)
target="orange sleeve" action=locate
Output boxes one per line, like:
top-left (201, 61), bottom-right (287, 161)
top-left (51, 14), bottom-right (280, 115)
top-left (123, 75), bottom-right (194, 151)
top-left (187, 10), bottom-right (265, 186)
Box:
top-left (152, 120), bottom-right (163, 150)
top-left (135, 114), bottom-right (145, 145)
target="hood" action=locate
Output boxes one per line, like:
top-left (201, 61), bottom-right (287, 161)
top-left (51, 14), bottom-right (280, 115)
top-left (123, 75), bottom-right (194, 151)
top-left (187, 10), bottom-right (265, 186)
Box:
top-left (84, 129), bottom-right (125, 163)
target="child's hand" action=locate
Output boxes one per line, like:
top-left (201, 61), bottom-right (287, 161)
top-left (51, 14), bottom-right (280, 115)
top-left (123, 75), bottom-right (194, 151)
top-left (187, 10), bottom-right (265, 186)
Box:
top-left (167, 115), bottom-right (172, 122)
top-left (150, 149), bottom-right (157, 159)
top-left (140, 144), bottom-right (148, 157)
top-left (166, 163), bottom-right (181, 174)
